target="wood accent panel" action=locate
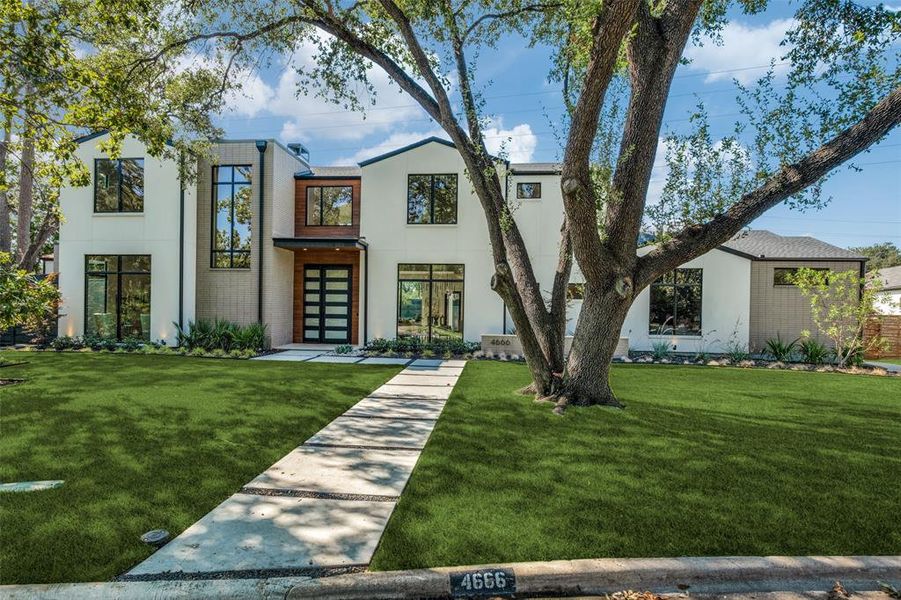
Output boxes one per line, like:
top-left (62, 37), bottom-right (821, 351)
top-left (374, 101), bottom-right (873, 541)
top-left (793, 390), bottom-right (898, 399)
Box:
top-left (295, 178), bottom-right (361, 238)
top-left (293, 249), bottom-right (360, 344)
top-left (865, 314), bottom-right (901, 358)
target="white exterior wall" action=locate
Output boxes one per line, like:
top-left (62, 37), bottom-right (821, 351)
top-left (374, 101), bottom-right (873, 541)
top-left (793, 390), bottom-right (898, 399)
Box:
top-left (57, 134), bottom-right (196, 344)
top-left (359, 139), bottom-right (753, 350)
top-left (619, 247), bottom-right (751, 353)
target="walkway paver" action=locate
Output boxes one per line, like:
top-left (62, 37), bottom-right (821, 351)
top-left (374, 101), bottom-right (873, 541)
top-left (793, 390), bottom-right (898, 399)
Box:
top-left (125, 360), bottom-right (464, 580)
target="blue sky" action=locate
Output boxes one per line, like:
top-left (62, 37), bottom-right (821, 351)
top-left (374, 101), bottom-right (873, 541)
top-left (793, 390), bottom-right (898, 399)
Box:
top-left (213, 3), bottom-right (900, 250)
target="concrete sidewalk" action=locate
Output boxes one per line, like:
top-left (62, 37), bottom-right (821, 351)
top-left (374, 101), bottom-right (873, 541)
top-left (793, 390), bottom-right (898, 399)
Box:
top-left (121, 359), bottom-right (464, 580)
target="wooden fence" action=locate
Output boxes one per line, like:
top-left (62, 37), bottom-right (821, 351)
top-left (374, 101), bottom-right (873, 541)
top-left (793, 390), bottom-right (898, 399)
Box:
top-left (864, 314), bottom-right (901, 358)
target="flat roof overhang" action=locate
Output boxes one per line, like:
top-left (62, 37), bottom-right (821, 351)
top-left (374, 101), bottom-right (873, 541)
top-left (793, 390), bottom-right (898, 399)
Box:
top-left (272, 237), bottom-right (367, 250)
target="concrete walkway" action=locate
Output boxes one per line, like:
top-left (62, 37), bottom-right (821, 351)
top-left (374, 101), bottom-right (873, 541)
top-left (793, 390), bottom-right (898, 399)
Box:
top-left (252, 349), bottom-right (413, 365)
top-left (123, 359), bottom-right (464, 580)
top-left (865, 360), bottom-right (901, 373)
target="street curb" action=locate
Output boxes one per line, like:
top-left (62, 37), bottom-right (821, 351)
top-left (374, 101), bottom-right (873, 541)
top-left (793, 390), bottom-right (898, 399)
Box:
top-left (286, 556), bottom-right (900, 599)
top-left (1, 556), bottom-right (898, 600)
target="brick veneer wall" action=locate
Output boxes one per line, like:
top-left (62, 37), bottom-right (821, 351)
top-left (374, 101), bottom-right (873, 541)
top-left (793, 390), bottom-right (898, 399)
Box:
top-left (748, 260), bottom-right (864, 352)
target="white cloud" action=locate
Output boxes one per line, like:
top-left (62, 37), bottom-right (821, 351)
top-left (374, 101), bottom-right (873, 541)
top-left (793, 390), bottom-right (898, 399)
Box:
top-left (331, 129), bottom-right (448, 166)
top-left (483, 119), bottom-right (537, 163)
top-left (684, 18), bottom-right (795, 84)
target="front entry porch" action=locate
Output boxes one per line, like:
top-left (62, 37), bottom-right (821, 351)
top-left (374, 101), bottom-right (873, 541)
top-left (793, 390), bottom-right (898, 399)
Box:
top-left (291, 247), bottom-right (361, 345)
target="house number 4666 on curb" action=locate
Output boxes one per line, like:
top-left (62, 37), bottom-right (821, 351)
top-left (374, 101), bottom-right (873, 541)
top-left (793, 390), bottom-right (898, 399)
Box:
top-left (450, 568), bottom-right (516, 597)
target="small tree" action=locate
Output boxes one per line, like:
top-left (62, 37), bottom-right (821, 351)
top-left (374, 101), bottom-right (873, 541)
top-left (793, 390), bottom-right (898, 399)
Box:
top-left (792, 267), bottom-right (887, 367)
top-left (0, 251), bottom-right (59, 334)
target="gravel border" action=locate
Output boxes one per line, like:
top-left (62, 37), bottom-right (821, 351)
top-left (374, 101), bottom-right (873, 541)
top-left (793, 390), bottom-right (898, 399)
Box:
top-left (239, 487), bottom-right (399, 502)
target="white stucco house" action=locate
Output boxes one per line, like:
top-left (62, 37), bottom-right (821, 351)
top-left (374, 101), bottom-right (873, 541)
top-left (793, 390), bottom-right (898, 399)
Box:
top-left (55, 134), bottom-right (867, 354)
top-left (873, 265), bottom-right (901, 315)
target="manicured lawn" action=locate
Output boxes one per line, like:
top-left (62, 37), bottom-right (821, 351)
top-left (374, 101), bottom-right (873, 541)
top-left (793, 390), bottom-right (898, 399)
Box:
top-left (372, 362), bottom-right (901, 570)
top-left (0, 351), bottom-right (400, 584)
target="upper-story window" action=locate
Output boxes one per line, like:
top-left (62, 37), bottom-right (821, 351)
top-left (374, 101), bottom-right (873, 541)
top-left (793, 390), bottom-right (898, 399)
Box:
top-left (516, 182), bottom-right (541, 199)
top-left (211, 165), bottom-right (252, 268)
top-left (649, 268), bottom-right (702, 336)
top-left (94, 158), bottom-right (145, 213)
top-left (773, 267), bottom-right (829, 286)
top-left (306, 186), bottom-right (352, 226)
top-left (407, 174), bottom-right (457, 224)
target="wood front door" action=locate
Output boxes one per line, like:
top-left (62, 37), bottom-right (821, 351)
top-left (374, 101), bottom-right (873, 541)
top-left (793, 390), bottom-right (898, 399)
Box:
top-left (302, 265), bottom-right (352, 343)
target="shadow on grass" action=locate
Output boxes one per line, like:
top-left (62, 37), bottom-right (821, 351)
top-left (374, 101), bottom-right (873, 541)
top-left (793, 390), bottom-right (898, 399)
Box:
top-left (371, 362), bottom-right (901, 570)
top-left (0, 351), bottom-right (401, 584)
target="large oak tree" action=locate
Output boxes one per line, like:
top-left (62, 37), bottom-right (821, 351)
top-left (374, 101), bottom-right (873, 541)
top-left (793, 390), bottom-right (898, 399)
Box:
top-left (135, 0), bottom-right (899, 409)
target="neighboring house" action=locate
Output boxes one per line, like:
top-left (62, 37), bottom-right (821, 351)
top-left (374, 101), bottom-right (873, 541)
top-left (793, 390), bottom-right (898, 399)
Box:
top-left (56, 133), bottom-right (866, 354)
top-left (873, 265), bottom-right (901, 315)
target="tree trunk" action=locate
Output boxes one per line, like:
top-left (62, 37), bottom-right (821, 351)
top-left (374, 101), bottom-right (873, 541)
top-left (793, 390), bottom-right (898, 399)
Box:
top-left (560, 280), bottom-right (633, 409)
top-left (0, 127), bottom-right (10, 253)
top-left (17, 135), bottom-right (34, 266)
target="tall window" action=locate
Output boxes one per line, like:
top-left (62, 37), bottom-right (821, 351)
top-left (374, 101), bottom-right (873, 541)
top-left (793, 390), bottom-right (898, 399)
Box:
top-left (407, 174), bottom-right (458, 224)
top-left (649, 268), bottom-right (702, 336)
top-left (774, 267), bottom-right (829, 286)
top-left (85, 255), bottom-right (151, 340)
top-left (212, 165), bottom-right (252, 268)
top-left (397, 264), bottom-right (464, 341)
top-left (306, 186), bottom-right (352, 226)
top-left (94, 158), bottom-right (144, 212)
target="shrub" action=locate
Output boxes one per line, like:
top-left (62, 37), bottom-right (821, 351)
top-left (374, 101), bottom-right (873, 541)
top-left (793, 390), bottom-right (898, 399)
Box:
top-left (174, 319), bottom-right (268, 352)
top-left (765, 334), bottom-right (799, 362)
top-left (651, 340), bottom-right (671, 360)
top-left (334, 344), bottom-right (354, 355)
top-left (51, 336), bottom-right (83, 351)
top-left (229, 349), bottom-right (244, 359)
top-left (421, 349), bottom-right (435, 358)
top-left (799, 338), bottom-right (831, 364)
top-left (723, 318), bottom-right (750, 362)
top-left (363, 337), bottom-right (479, 356)
top-left (210, 348), bottom-right (228, 358)
top-left (120, 337), bottom-right (144, 352)
top-left (189, 347), bottom-right (207, 357)
top-left (241, 348), bottom-right (257, 359)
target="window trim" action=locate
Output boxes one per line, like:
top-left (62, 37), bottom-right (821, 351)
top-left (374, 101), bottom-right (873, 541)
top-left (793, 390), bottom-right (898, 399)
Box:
top-left (396, 263), bottom-right (465, 342)
top-left (305, 185), bottom-right (354, 227)
top-left (516, 182), bottom-right (542, 200)
top-left (210, 164), bottom-right (253, 269)
top-left (93, 157), bottom-right (145, 213)
top-left (648, 268), bottom-right (703, 337)
top-left (83, 254), bottom-right (151, 341)
top-left (406, 174), bottom-right (459, 225)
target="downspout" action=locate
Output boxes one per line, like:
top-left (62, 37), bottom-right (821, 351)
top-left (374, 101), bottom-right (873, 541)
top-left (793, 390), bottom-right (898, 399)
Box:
top-left (178, 155), bottom-right (185, 330)
top-left (255, 140), bottom-right (268, 324)
top-left (360, 238), bottom-right (369, 346)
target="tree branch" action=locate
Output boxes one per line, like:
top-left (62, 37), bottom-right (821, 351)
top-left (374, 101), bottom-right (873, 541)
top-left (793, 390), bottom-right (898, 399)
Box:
top-left (462, 3), bottom-right (562, 41)
top-left (636, 85), bottom-right (901, 289)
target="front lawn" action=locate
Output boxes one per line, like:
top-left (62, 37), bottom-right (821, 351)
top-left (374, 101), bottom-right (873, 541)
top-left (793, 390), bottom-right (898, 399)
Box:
top-left (0, 351), bottom-right (401, 584)
top-left (372, 362), bottom-right (901, 570)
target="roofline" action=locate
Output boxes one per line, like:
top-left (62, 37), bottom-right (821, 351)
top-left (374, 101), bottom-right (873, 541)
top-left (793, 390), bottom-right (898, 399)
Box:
top-left (272, 237), bottom-right (365, 250)
top-left (293, 173), bottom-right (361, 180)
top-left (716, 244), bottom-right (866, 262)
top-left (510, 169), bottom-right (561, 176)
top-left (358, 136), bottom-right (456, 167)
top-left (74, 130), bottom-right (109, 144)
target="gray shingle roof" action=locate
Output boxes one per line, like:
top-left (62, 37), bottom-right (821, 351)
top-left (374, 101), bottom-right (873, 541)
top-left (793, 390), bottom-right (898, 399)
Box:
top-left (874, 265), bottom-right (901, 290)
top-left (296, 165), bottom-right (361, 178)
top-left (720, 230), bottom-right (866, 260)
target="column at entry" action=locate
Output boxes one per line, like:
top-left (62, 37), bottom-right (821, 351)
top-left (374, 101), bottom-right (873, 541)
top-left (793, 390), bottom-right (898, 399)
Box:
top-left (303, 265), bottom-right (352, 343)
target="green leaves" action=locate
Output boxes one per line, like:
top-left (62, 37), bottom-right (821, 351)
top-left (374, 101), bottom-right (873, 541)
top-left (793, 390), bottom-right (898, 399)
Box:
top-left (0, 251), bottom-right (59, 331)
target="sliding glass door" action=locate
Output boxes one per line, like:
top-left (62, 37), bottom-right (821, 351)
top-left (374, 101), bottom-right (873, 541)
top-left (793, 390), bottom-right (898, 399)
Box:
top-left (85, 255), bottom-right (151, 340)
top-left (397, 264), bottom-right (464, 341)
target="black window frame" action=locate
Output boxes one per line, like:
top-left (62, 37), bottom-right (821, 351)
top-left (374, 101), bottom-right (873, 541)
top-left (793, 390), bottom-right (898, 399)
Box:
top-left (84, 254), bottom-right (151, 341)
top-left (305, 185), bottom-right (354, 227)
top-left (516, 182), bottom-right (542, 199)
top-left (396, 263), bottom-right (465, 342)
top-left (93, 158), bottom-right (145, 213)
top-left (210, 164), bottom-right (253, 269)
top-left (406, 174), bottom-right (458, 225)
top-left (648, 267), bottom-right (703, 337)
top-left (773, 267), bottom-right (830, 286)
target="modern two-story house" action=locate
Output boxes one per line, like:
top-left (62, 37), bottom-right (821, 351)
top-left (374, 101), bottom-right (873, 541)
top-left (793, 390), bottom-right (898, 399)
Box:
top-left (56, 133), bottom-right (866, 353)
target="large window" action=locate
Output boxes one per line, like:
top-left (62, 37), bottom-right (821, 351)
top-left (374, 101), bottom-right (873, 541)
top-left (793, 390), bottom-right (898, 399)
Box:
top-left (94, 158), bottom-right (144, 212)
top-left (212, 165), bottom-right (252, 268)
top-left (397, 264), bottom-right (464, 341)
top-left (774, 267), bottom-right (829, 286)
top-left (306, 186), bottom-right (352, 226)
top-left (407, 174), bottom-right (457, 224)
top-left (516, 182), bottom-right (541, 199)
top-left (85, 255), bottom-right (151, 340)
top-left (649, 268), bottom-right (702, 336)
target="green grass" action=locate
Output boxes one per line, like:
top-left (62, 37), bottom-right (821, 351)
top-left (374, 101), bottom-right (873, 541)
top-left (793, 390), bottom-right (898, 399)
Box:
top-left (0, 351), bottom-right (401, 584)
top-left (372, 361), bottom-right (901, 570)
